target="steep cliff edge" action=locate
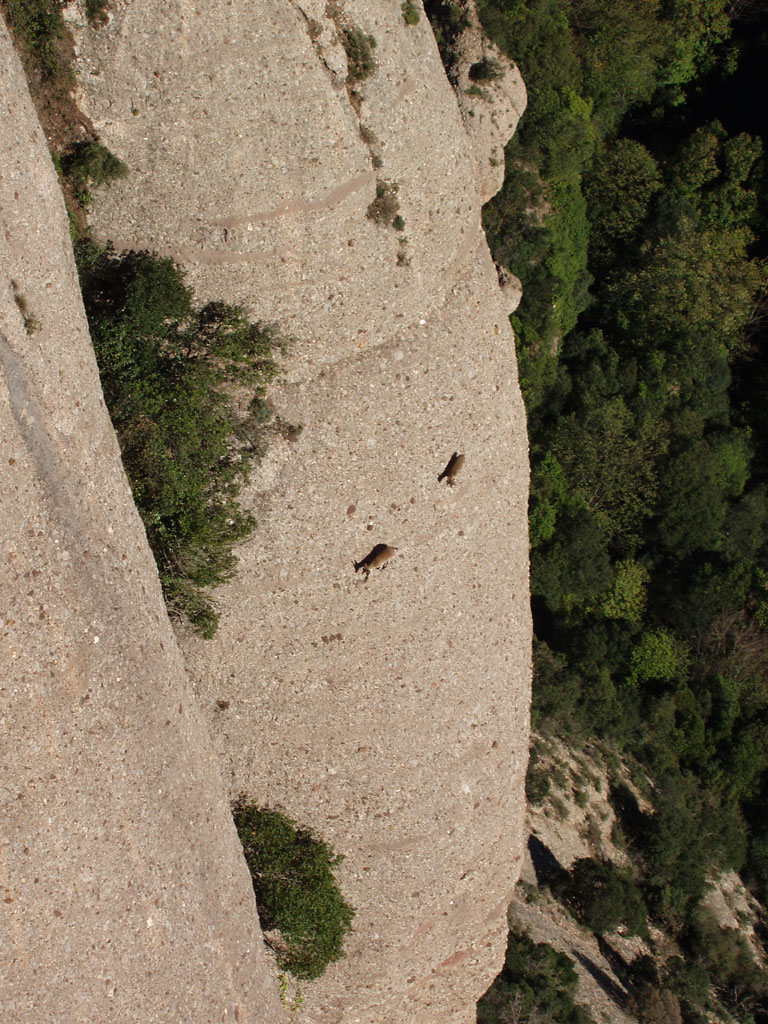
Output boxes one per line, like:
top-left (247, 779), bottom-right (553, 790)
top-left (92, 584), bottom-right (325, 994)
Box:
top-left (73, 1), bottom-right (532, 1021)
top-left (0, 22), bottom-right (284, 1023)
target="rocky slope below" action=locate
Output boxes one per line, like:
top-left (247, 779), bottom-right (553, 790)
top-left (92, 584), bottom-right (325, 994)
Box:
top-left (0, 21), bottom-right (284, 1024)
top-left (70, 1), bottom-right (531, 1021)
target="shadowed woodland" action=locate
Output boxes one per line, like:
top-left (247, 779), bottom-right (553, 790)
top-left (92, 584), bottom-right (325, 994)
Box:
top-left (459, 0), bottom-right (768, 1020)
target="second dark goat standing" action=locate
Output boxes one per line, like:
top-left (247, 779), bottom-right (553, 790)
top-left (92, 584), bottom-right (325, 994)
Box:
top-left (438, 451), bottom-right (465, 486)
top-left (353, 543), bottom-right (398, 579)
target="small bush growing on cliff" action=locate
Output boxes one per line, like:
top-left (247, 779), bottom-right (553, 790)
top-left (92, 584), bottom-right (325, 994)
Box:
top-left (367, 179), bottom-right (400, 225)
top-left (233, 801), bottom-right (355, 981)
top-left (11, 286), bottom-right (42, 335)
top-left (401, 0), bottom-right (421, 26)
top-left (76, 243), bottom-right (283, 637)
top-left (525, 745), bottom-right (551, 805)
top-left (626, 983), bottom-right (682, 1024)
top-left (468, 56), bottom-right (504, 82)
top-left (85, 0), bottom-right (110, 26)
top-left (342, 27), bottom-right (376, 82)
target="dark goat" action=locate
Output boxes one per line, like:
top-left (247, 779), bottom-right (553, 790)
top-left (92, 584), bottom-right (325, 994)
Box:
top-left (353, 543), bottom-right (398, 579)
top-left (438, 451), bottom-right (465, 486)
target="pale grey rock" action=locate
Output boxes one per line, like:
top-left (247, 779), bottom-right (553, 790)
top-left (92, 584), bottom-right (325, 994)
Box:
top-left (73, 1), bottom-right (533, 1021)
top-left (0, 21), bottom-right (284, 1024)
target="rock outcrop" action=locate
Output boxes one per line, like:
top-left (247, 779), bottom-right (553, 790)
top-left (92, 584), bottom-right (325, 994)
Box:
top-left (0, 21), bottom-right (284, 1024)
top-left (26, 0), bottom-right (531, 1021)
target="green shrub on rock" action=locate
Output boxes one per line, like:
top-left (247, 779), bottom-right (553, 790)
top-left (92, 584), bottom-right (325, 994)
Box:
top-left (401, 0), bottom-right (421, 25)
top-left (2, 0), bottom-right (68, 80)
top-left (342, 26), bottom-right (376, 82)
top-left (77, 243), bottom-right (283, 637)
top-left (551, 856), bottom-right (648, 937)
top-left (367, 179), bottom-right (400, 224)
top-left (85, 0), bottom-right (110, 25)
top-left (233, 801), bottom-right (355, 980)
top-left (468, 56), bottom-right (504, 82)
top-left (62, 140), bottom-right (128, 191)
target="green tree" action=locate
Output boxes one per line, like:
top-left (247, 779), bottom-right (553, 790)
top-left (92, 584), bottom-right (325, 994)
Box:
top-left (654, 438), bottom-right (745, 559)
top-left (567, 0), bottom-right (669, 126)
top-left (551, 856), bottom-right (648, 937)
top-left (529, 451), bottom-right (568, 547)
top-left (687, 907), bottom-right (768, 1015)
top-left (627, 629), bottom-right (686, 687)
top-left (641, 774), bottom-right (711, 929)
top-left (585, 139), bottom-right (661, 271)
top-left (550, 398), bottom-right (663, 550)
top-left (478, 925), bottom-right (596, 1023)
top-left (600, 559), bottom-right (649, 623)
top-left (659, 0), bottom-right (731, 87)
top-left (531, 503), bottom-right (612, 613)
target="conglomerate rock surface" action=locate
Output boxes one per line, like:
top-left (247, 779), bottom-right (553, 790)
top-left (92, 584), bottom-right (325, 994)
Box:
top-left (74, 0), bottom-right (532, 1021)
top-left (0, 21), bottom-right (284, 1024)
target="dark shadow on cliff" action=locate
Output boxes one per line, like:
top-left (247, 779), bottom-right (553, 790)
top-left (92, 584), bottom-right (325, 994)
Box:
top-left (527, 834), bottom-right (564, 885)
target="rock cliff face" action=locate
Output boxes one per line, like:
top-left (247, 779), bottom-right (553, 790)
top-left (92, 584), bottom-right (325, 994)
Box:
top-left (0, 22), bottom-right (284, 1024)
top-left (2, 0), bottom-right (531, 1020)
top-left (73, 1), bottom-right (531, 1021)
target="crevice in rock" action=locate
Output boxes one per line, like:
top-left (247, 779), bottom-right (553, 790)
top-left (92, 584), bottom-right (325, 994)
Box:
top-left (289, 0), bottom-right (339, 83)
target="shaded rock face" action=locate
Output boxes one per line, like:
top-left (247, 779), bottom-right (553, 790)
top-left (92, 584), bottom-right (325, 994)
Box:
top-left (74, 1), bottom-right (532, 1021)
top-left (0, 23), bottom-right (284, 1024)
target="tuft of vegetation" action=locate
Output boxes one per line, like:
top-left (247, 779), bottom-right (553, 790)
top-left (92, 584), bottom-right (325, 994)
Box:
top-left (233, 801), bottom-right (355, 981)
top-left (683, 906), bottom-right (768, 1019)
top-left (367, 179), bottom-right (401, 225)
top-left (468, 56), bottom-right (504, 82)
top-left (401, 0), bottom-right (421, 26)
top-left (525, 745), bottom-right (551, 805)
top-left (1, 0), bottom-right (69, 81)
top-left (341, 26), bottom-right (377, 82)
top-left (550, 856), bottom-right (649, 938)
top-left (478, 924), bottom-right (596, 1023)
top-left (85, 0), bottom-right (110, 26)
top-left (76, 243), bottom-right (284, 637)
top-left (61, 141), bottom-right (128, 204)
top-left (626, 982), bottom-right (682, 1024)
top-left (22, 312), bottom-right (42, 335)
top-left (11, 285), bottom-right (42, 335)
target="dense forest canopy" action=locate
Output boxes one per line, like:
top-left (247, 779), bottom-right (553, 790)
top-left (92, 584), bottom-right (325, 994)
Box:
top-left (466, 0), bottom-right (768, 1019)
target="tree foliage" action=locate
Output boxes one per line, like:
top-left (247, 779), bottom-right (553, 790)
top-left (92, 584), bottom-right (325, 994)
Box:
top-left (233, 801), bottom-right (355, 981)
top-left (551, 857), bottom-right (648, 937)
top-left (477, 926), bottom-right (596, 1024)
top-left (477, 0), bottom-right (768, 1013)
top-left (77, 244), bottom-right (284, 637)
